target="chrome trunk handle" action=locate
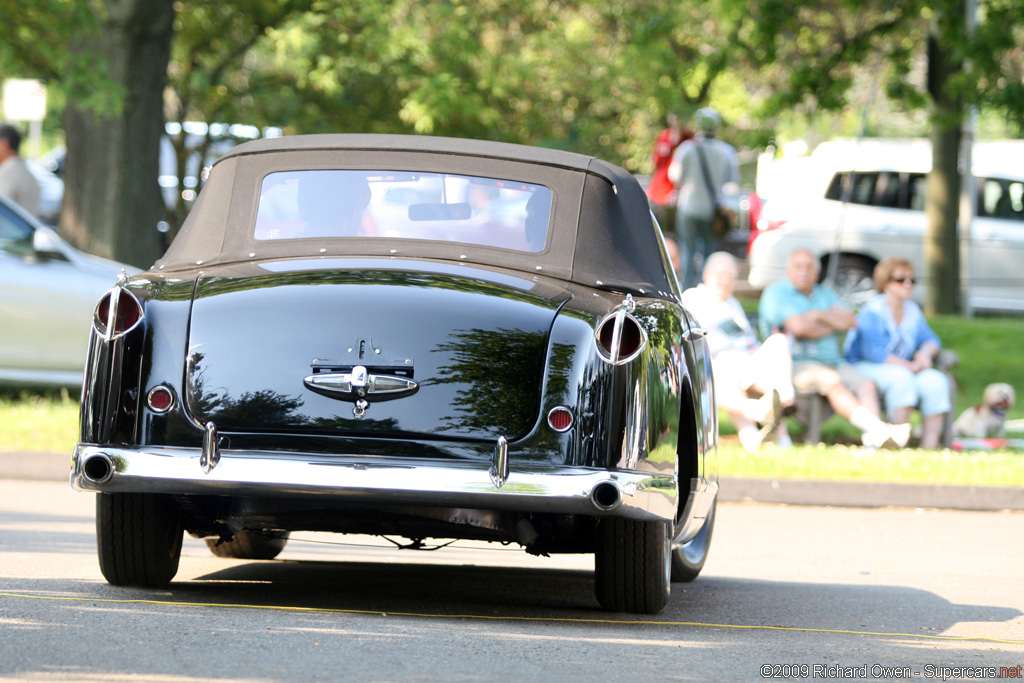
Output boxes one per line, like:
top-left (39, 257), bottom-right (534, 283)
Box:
top-left (303, 365), bottom-right (419, 402)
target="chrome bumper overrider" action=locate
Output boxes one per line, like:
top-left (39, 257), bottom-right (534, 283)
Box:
top-left (71, 445), bottom-right (680, 522)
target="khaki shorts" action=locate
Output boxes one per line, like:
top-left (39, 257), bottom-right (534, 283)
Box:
top-left (792, 361), bottom-right (871, 394)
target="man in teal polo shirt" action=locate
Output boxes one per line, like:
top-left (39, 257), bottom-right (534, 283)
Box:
top-left (758, 248), bottom-right (909, 448)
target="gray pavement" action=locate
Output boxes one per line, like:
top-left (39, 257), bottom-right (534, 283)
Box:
top-left (5, 450), bottom-right (1021, 511)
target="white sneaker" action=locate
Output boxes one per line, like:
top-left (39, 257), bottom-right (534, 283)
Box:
top-left (861, 427), bottom-right (892, 449)
top-left (861, 423), bottom-right (911, 449)
top-left (888, 422), bottom-right (911, 448)
top-left (738, 425), bottom-right (764, 453)
top-left (741, 389), bottom-right (780, 425)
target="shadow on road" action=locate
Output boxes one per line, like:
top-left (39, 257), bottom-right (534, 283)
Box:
top-left (96, 555), bottom-right (1018, 637)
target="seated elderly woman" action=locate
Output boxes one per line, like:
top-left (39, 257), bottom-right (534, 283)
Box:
top-left (843, 256), bottom-right (951, 448)
top-left (682, 251), bottom-right (795, 452)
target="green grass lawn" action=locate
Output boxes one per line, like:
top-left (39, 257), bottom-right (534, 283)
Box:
top-left (0, 389), bottom-right (79, 454)
top-left (2, 315), bottom-right (1023, 486)
top-left (717, 438), bottom-right (1024, 486)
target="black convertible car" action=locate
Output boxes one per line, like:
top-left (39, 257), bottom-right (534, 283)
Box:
top-left (71, 134), bottom-right (718, 614)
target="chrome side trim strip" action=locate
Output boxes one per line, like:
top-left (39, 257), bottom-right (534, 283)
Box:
top-left (71, 445), bottom-right (678, 523)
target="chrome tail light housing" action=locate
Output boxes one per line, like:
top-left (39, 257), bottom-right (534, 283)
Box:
top-left (595, 295), bottom-right (647, 365)
top-left (93, 285), bottom-right (144, 340)
top-left (547, 406), bottom-right (574, 432)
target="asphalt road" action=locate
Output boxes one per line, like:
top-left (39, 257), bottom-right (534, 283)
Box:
top-left (2, 473), bottom-right (1022, 682)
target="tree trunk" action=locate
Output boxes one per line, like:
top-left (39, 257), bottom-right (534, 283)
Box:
top-left (925, 127), bottom-right (961, 315)
top-left (924, 2), bottom-right (964, 316)
top-left (60, 1), bottom-right (175, 269)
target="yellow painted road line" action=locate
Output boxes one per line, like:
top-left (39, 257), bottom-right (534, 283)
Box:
top-left (2, 592), bottom-right (1021, 645)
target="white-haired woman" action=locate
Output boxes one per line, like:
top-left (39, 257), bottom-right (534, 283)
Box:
top-left (682, 251), bottom-right (795, 451)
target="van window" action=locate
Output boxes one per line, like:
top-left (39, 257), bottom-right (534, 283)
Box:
top-left (908, 174), bottom-right (927, 211)
top-left (825, 169), bottom-right (1023, 221)
top-left (824, 173), bottom-right (846, 201)
top-left (825, 171), bottom-right (903, 208)
top-left (874, 172), bottom-right (900, 208)
top-left (825, 172), bottom-right (871, 203)
top-left (980, 178), bottom-right (1024, 222)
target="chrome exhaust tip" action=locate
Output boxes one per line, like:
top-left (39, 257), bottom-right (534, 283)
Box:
top-left (591, 481), bottom-right (622, 511)
top-left (82, 453), bottom-right (114, 484)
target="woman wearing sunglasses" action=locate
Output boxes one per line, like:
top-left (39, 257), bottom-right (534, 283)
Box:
top-left (843, 256), bottom-right (951, 448)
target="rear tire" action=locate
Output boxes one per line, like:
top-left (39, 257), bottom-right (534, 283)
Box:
top-left (594, 518), bottom-right (670, 614)
top-left (96, 492), bottom-right (184, 587)
top-left (206, 531), bottom-right (289, 560)
top-left (671, 499), bottom-right (716, 582)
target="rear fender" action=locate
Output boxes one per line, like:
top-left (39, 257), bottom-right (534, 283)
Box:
top-left (136, 287), bottom-right (204, 447)
top-left (81, 277), bottom-right (200, 447)
top-left (672, 307), bottom-right (718, 542)
top-left (583, 295), bottom-right (687, 477)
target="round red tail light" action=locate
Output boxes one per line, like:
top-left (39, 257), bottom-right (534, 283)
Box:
top-left (547, 406), bottom-right (574, 432)
top-left (147, 386), bottom-right (175, 413)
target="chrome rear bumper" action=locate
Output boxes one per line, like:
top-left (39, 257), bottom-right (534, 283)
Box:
top-left (71, 444), bottom-right (680, 523)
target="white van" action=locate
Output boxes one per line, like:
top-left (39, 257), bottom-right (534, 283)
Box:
top-left (747, 138), bottom-right (1024, 313)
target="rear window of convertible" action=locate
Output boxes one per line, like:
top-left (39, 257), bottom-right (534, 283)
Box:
top-left (253, 169), bottom-right (553, 252)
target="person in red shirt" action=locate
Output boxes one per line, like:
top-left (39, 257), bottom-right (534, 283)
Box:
top-left (645, 113), bottom-right (691, 230)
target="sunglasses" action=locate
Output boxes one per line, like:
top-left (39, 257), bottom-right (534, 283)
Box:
top-left (890, 275), bottom-right (916, 285)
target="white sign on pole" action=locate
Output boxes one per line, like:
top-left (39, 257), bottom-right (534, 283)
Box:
top-left (3, 79), bottom-right (48, 122)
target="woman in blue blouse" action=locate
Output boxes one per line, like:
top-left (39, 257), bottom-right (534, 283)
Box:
top-left (844, 257), bottom-right (950, 448)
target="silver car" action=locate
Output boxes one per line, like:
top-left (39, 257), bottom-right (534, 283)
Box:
top-left (26, 160), bottom-right (64, 226)
top-left (0, 194), bottom-right (137, 387)
top-left (748, 139), bottom-right (1024, 313)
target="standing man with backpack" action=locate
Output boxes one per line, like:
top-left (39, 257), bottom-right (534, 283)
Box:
top-left (668, 108), bottom-right (739, 289)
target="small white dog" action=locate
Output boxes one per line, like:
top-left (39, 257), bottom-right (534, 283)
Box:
top-left (953, 382), bottom-right (1016, 438)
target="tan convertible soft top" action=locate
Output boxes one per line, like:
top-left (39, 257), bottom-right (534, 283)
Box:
top-left (155, 134), bottom-right (676, 300)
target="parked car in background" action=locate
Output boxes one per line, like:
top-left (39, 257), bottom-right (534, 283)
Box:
top-left (70, 134), bottom-right (719, 614)
top-left (748, 139), bottom-right (1024, 312)
top-left (25, 160), bottom-right (64, 226)
top-left (0, 194), bottom-right (137, 388)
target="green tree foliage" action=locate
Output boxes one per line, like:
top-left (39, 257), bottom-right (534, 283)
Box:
top-left (956, 0), bottom-right (1024, 132)
top-left (3, 0), bottom-right (1022, 274)
top-left (0, 1), bottom-right (121, 115)
top-left (168, 1), bottom-right (316, 129)
top-left (162, 0), bottom-right (318, 232)
top-left (201, 0), bottom-right (761, 173)
top-left (732, 1), bottom-right (928, 111)
top-left (365, 0), bottom-right (757, 170)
